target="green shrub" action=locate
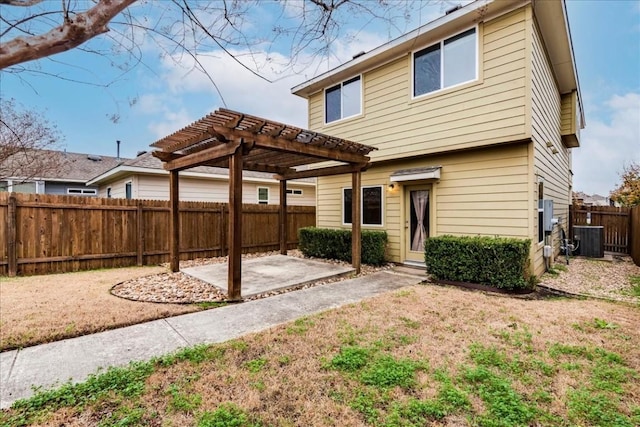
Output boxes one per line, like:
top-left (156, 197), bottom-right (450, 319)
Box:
top-left (424, 235), bottom-right (532, 290)
top-left (298, 227), bottom-right (388, 265)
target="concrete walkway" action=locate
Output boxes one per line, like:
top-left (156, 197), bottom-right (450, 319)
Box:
top-left (0, 270), bottom-right (424, 409)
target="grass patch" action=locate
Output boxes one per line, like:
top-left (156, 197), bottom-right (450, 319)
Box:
top-left (286, 317), bottom-right (315, 335)
top-left (2, 285), bottom-right (639, 427)
top-left (198, 403), bottom-right (259, 427)
top-left (623, 275), bottom-right (640, 297)
top-left (196, 301), bottom-right (228, 310)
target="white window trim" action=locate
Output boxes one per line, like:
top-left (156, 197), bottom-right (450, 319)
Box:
top-left (342, 185), bottom-right (385, 227)
top-left (324, 74), bottom-right (363, 125)
top-left (411, 25), bottom-right (478, 100)
top-left (257, 186), bottom-right (269, 204)
top-left (0, 179), bottom-right (45, 194)
top-left (67, 188), bottom-right (98, 195)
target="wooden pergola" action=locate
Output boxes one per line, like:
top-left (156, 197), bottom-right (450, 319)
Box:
top-left (150, 108), bottom-right (377, 300)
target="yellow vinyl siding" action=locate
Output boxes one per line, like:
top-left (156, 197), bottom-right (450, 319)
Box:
top-left (560, 91), bottom-right (577, 135)
top-left (316, 144), bottom-right (530, 263)
top-left (308, 9), bottom-right (529, 161)
top-left (530, 17), bottom-right (571, 276)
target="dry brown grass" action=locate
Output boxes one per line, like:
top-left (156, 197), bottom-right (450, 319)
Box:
top-left (11, 284), bottom-right (639, 426)
top-left (0, 267), bottom-right (200, 351)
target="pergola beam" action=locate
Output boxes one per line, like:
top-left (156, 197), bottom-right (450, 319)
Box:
top-left (211, 125), bottom-right (367, 164)
top-left (277, 163), bottom-right (369, 180)
top-left (163, 140), bottom-right (242, 171)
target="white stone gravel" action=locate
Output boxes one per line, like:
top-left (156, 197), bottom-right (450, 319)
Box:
top-left (539, 255), bottom-right (640, 304)
top-left (111, 250), bottom-right (393, 304)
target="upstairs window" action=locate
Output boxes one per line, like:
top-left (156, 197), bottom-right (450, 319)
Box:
top-left (413, 28), bottom-right (477, 97)
top-left (325, 76), bottom-right (361, 123)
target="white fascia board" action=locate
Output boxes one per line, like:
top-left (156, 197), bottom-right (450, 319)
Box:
top-left (87, 166), bottom-right (316, 187)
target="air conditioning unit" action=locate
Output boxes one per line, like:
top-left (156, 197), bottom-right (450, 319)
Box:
top-left (573, 226), bottom-right (604, 258)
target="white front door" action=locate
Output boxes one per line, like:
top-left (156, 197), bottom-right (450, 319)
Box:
top-left (404, 185), bottom-right (431, 264)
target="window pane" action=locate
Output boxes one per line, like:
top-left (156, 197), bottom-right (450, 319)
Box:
top-left (325, 85), bottom-right (342, 123)
top-left (0, 181), bottom-right (7, 192)
top-left (538, 211), bottom-right (544, 243)
top-left (13, 182), bottom-right (36, 193)
top-left (125, 182), bottom-right (132, 200)
top-left (414, 44), bottom-right (441, 96)
top-left (443, 28), bottom-right (476, 88)
top-left (258, 187), bottom-right (269, 202)
top-left (342, 77), bottom-right (361, 118)
top-left (363, 187), bottom-right (382, 225)
top-left (343, 188), bottom-right (352, 224)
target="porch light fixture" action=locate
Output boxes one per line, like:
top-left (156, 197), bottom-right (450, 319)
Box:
top-left (388, 183), bottom-right (396, 191)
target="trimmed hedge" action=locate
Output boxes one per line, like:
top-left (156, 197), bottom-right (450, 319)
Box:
top-left (298, 227), bottom-right (388, 266)
top-left (424, 235), bottom-right (532, 290)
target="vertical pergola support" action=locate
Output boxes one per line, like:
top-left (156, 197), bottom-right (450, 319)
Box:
top-left (279, 179), bottom-right (288, 255)
top-left (352, 170), bottom-right (362, 274)
top-left (227, 143), bottom-right (243, 301)
top-left (169, 170), bottom-right (180, 272)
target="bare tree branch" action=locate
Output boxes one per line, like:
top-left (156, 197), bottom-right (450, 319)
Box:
top-left (0, 0), bottom-right (137, 69)
top-left (0, 0), bottom-right (44, 6)
top-left (0, 98), bottom-right (67, 185)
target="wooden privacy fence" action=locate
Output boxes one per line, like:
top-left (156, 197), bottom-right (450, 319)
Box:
top-left (569, 205), bottom-right (638, 264)
top-left (0, 193), bottom-right (315, 276)
top-left (631, 207), bottom-right (640, 267)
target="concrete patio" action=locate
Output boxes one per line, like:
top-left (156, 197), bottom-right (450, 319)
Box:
top-left (182, 255), bottom-right (355, 298)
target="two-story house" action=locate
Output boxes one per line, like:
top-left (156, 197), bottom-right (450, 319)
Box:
top-left (292, 0), bottom-right (583, 276)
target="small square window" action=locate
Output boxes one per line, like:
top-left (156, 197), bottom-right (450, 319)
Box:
top-left (258, 187), bottom-right (269, 204)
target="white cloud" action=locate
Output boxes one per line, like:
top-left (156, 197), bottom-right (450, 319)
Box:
top-left (573, 92), bottom-right (640, 195)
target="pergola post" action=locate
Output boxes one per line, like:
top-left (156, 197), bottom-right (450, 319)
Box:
top-left (279, 179), bottom-right (288, 255)
top-left (169, 170), bottom-right (180, 272)
top-left (352, 170), bottom-right (362, 274)
top-left (227, 143), bottom-right (243, 301)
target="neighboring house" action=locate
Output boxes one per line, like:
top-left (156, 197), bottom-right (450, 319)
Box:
top-left (292, 0), bottom-right (583, 275)
top-left (573, 191), bottom-right (618, 207)
top-left (0, 149), bottom-right (124, 196)
top-left (86, 151), bottom-right (316, 206)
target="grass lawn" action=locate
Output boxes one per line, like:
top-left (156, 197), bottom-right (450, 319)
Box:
top-left (2, 284), bottom-right (638, 426)
top-left (0, 267), bottom-right (201, 351)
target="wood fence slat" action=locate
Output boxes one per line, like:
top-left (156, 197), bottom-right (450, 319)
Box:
top-left (1, 193), bottom-right (315, 276)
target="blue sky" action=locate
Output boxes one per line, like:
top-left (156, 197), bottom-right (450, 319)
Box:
top-left (2, 0), bottom-right (639, 196)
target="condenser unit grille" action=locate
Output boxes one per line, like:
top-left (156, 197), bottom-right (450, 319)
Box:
top-left (573, 226), bottom-right (604, 258)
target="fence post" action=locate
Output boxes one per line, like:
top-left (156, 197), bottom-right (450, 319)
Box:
top-left (7, 194), bottom-right (17, 276)
top-left (136, 202), bottom-right (144, 266)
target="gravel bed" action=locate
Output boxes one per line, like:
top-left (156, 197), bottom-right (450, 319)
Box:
top-left (539, 255), bottom-right (640, 304)
top-left (111, 250), bottom-right (393, 304)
